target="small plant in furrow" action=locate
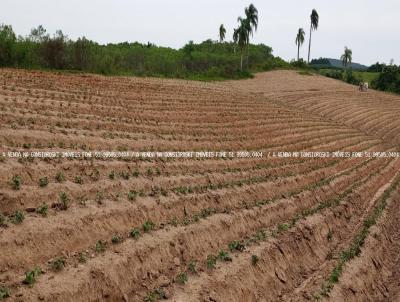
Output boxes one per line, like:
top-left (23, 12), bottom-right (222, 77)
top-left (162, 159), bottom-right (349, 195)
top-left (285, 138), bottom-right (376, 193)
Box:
top-left (175, 272), bottom-right (188, 284)
top-left (145, 288), bottom-right (167, 302)
top-left (143, 220), bottom-right (155, 232)
top-left (59, 191), bottom-right (69, 210)
top-left (218, 250), bottom-right (232, 262)
top-left (39, 176), bottom-right (48, 188)
top-left (120, 171), bottom-right (130, 180)
top-left (0, 287), bottom-right (10, 300)
top-left (108, 170), bottom-right (115, 180)
top-left (327, 229), bottom-right (333, 242)
top-left (228, 240), bottom-right (245, 252)
top-left (90, 168), bottom-right (100, 181)
top-left (111, 234), bottom-right (122, 244)
top-left (95, 191), bottom-right (104, 204)
top-left (51, 257), bottom-right (66, 272)
top-left (36, 203), bottom-right (48, 217)
top-left (95, 240), bottom-right (107, 253)
top-left (206, 254), bottom-right (217, 269)
top-left (251, 255), bottom-right (259, 266)
top-left (74, 175), bottom-right (83, 184)
top-left (0, 214), bottom-right (7, 227)
top-left (23, 266), bottom-right (41, 285)
top-left (132, 169), bottom-right (140, 177)
top-left (277, 223), bottom-right (289, 233)
top-left (11, 175), bottom-right (22, 190)
top-left (78, 252), bottom-right (87, 263)
top-left (55, 171), bottom-right (65, 182)
top-left (188, 260), bottom-right (197, 273)
top-left (130, 228), bottom-right (141, 239)
top-left (127, 190), bottom-right (137, 201)
top-left (11, 210), bottom-right (24, 224)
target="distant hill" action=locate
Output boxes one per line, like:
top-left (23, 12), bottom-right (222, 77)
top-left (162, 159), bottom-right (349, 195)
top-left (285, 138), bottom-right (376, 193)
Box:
top-left (310, 58), bottom-right (368, 70)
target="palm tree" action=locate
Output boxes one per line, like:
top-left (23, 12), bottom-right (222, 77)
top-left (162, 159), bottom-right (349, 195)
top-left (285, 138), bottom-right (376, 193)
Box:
top-left (219, 24), bottom-right (226, 43)
top-left (244, 4), bottom-right (258, 68)
top-left (307, 9), bottom-right (319, 63)
top-left (295, 28), bottom-right (305, 61)
top-left (341, 46), bottom-right (352, 70)
top-left (233, 19), bottom-right (249, 70)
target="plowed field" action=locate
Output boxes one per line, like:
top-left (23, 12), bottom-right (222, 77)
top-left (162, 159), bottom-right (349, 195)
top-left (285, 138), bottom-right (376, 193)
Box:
top-left (0, 69), bottom-right (399, 302)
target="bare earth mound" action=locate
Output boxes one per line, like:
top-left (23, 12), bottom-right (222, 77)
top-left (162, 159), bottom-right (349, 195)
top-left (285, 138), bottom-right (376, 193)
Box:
top-left (0, 69), bottom-right (399, 301)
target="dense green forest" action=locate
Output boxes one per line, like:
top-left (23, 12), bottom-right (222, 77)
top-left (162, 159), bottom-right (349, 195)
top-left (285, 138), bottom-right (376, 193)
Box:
top-left (0, 24), bottom-right (288, 80)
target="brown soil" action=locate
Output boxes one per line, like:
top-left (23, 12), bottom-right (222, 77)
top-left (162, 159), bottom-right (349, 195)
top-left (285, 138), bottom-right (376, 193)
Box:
top-left (0, 69), bottom-right (399, 301)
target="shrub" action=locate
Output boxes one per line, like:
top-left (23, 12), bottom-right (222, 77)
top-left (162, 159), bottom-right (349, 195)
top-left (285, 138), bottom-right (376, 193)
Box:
top-left (108, 171), bottom-right (115, 180)
top-left (290, 59), bottom-right (308, 69)
top-left (11, 175), bottom-right (22, 190)
top-left (343, 70), bottom-right (360, 85)
top-left (373, 65), bottom-right (400, 94)
top-left (39, 177), bottom-right (48, 188)
top-left (323, 70), bottom-right (343, 80)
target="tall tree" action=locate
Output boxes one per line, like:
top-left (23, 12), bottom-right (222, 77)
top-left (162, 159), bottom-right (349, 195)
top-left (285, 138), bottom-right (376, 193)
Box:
top-left (295, 28), bottom-right (305, 61)
top-left (233, 18), bottom-right (249, 70)
top-left (219, 24), bottom-right (226, 43)
top-left (341, 46), bottom-right (352, 70)
top-left (307, 9), bottom-right (319, 63)
top-left (244, 4), bottom-right (258, 68)
top-left (0, 24), bottom-right (16, 66)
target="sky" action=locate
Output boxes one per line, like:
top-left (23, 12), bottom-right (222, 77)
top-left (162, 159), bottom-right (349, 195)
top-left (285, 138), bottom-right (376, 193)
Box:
top-left (1, 0), bottom-right (399, 66)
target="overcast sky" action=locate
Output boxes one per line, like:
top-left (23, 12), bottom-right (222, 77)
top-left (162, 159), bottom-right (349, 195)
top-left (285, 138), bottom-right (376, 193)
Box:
top-left (1, 0), bottom-right (399, 65)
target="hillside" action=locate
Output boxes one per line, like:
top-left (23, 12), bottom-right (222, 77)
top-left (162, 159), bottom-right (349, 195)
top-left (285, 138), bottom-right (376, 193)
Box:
top-left (311, 58), bottom-right (368, 70)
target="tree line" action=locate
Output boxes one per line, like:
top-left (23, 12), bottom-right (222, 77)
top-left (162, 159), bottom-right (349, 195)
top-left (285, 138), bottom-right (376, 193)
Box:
top-left (0, 4), bottom-right (288, 80)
